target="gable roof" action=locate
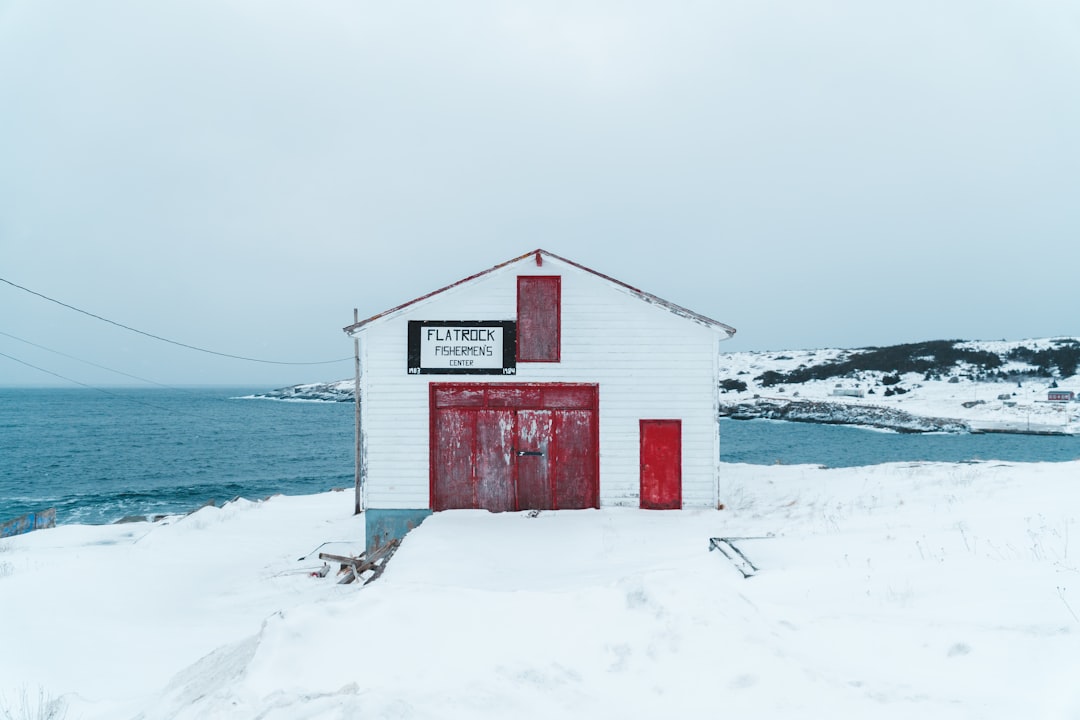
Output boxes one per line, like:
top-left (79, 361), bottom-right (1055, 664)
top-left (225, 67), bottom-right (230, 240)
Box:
top-left (343, 249), bottom-right (736, 338)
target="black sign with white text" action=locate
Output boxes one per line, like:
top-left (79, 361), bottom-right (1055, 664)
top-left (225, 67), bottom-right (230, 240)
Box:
top-left (407, 320), bottom-right (517, 375)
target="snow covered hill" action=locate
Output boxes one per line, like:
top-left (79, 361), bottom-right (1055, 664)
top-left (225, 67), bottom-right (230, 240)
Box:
top-left (257, 337), bottom-right (1080, 434)
top-left (718, 337), bottom-right (1080, 435)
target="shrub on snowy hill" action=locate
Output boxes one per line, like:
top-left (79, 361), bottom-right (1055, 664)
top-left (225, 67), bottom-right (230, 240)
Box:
top-left (756, 370), bottom-right (786, 388)
top-left (753, 340), bottom-right (1019, 387)
top-left (1007, 340), bottom-right (1080, 378)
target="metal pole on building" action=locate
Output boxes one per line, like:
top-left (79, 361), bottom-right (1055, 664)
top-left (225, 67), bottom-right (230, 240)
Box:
top-left (353, 308), bottom-right (363, 515)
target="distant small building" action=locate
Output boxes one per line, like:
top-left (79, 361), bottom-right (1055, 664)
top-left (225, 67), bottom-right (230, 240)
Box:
top-left (832, 388), bottom-right (864, 398)
top-left (1047, 390), bottom-right (1075, 402)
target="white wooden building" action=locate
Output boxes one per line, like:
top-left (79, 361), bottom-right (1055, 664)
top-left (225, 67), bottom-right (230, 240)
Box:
top-left (344, 249), bottom-right (736, 550)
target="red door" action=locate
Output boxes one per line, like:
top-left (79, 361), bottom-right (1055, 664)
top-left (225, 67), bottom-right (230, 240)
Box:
top-left (432, 407), bottom-right (476, 511)
top-left (552, 409), bottom-right (598, 509)
top-left (476, 409), bottom-right (516, 511)
top-left (640, 420), bottom-right (681, 509)
top-left (431, 384), bottom-right (598, 511)
top-left (516, 409), bottom-right (553, 509)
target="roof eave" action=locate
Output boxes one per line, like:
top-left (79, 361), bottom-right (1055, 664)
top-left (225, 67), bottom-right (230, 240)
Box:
top-left (343, 248), bottom-right (736, 339)
top-left (343, 250), bottom-right (537, 335)
top-left (539, 249), bottom-right (737, 338)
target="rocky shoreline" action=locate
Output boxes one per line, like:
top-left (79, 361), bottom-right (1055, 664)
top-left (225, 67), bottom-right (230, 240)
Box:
top-left (255, 363), bottom-right (1078, 436)
top-left (246, 380), bottom-right (355, 403)
top-left (718, 398), bottom-right (971, 433)
top-left (259, 382), bottom-right (979, 434)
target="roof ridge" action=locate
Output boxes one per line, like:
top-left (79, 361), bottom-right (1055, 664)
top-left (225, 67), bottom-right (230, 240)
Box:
top-left (344, 249), bottom-right (735, 338)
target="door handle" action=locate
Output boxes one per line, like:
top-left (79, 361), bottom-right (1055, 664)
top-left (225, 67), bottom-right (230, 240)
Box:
top-left (516, 450), bottom-right (544, 457)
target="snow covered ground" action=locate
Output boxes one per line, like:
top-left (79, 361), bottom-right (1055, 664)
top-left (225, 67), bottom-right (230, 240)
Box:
top-left (2, 461), bottom-right (1079, 719)
top-left (719, 339), bottom-right (1080, 434)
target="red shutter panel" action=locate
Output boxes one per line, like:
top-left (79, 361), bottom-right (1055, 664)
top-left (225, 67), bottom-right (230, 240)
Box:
top-left (517, 276), bottom-right (561, 362)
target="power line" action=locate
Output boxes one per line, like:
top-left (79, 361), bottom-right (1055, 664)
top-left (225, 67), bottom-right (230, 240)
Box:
top-left (0, 276), bottom-right (351, 366)
top-left (0, 328), bottom-right (205, 394)
top-left (0, 350), bottom-right (200, 415)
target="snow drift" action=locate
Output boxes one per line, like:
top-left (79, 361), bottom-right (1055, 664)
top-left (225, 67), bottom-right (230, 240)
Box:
top-left (2, 461), bottom-right (1079, 719)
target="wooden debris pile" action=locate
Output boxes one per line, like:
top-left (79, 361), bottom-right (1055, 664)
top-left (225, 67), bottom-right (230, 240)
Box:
top-left (314, 539), bottom-right (401, 585)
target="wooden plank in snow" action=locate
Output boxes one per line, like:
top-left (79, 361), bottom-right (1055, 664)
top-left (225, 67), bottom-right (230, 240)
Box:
top-left (0, 508), bottom-right (56, 538)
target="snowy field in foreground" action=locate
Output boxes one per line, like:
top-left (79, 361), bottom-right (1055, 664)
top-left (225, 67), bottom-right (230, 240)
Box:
top-left (2, 462), bottom-right (1079, 719)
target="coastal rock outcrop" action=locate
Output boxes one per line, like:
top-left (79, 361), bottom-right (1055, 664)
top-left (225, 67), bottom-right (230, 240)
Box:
top-left (718, 398), bottom-right (970, 434)
top-left (250, 380), bottom-right (355, 403)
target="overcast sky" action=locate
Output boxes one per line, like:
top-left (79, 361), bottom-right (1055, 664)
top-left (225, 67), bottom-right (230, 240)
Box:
top-left (2, 1), bottom-right (1078, 388)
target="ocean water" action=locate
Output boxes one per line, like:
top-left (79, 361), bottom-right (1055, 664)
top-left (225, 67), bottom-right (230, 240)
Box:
top-left (1, 388), bottom-right (354, 526)
top-left (2, 389), bottom-right (1078, 527)
top-left (719, 417), bottom-right (1080, 467)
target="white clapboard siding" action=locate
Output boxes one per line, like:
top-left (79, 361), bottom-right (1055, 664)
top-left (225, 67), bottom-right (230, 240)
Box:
top-left (354, 251), bottom-right (730, 510)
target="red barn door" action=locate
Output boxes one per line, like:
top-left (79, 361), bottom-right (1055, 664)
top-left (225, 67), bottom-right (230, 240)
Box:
top-left (515, 409), bottom-right (554, 509)
top-left (430, 384), bottom-right (598, 512)
top-left (640, 420), bottom-right (682, 509)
